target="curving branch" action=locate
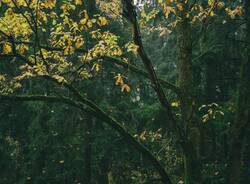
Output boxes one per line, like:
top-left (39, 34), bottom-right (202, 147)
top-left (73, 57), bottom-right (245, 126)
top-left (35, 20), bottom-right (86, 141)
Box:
top-left (39, 72), bottom-right (174, 183)
top-left (0, 95), bottom-right (95, 115)
top-left (0, 93), bottom-right (172, 184)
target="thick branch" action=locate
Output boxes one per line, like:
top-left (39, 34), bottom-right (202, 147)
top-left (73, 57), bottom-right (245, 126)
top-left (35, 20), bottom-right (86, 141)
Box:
top-left (44, 75), bottom-right (173, 183)
top-left (123, 0), bottom-right (185, 140)
top-left (0, 95), bottom-right (95, 115)
top-left (62, 82), bottom-right (174, 183)
top-left (0, 93), bottom-right (172, 184)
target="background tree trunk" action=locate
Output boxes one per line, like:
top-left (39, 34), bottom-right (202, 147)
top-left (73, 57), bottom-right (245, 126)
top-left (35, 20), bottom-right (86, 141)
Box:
top-left (84, 115), bottom-right (94, 184)
top-left (228, 1), bottom-right (250, 183)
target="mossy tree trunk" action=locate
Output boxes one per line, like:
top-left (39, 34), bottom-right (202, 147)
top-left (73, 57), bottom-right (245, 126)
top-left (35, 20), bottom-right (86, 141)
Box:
top-left (228, 1), bottom-right (250, 183)
top-left (176, 2), bottom-right (201, 183)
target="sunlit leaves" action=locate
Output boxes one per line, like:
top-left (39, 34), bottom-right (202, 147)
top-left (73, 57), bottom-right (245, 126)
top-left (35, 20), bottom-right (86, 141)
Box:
top-left (217, 2), bottom-right (225, 9)
top-left (0, 0), bottom-right (27, 8)
top-left (199, 103), bottom-right (224, 123)
top-left (91, 63), bottom-right (101, 72)
top-left (75, 37), bottom-right (84, 48)
top-left (90, 31), bottom-right (123, 57)
top-left (80, 18), bottom-right (88, 26)
top-left (134, 129), bottom-right (162, 142)
top-left (79, 69), bottom-right (91, 79)
top-left (52, 75), bottom-right (67, 83)
top-left (74, 0), bottom-right (82, 6)
top-left (225, 6), bottom-right (243, 19)
top-left (97, 16), bottom-right (108, 26)
top-left (115, 73), bottom-right (124, 86)
top-left (96, 0), bottom-right (122, 19)
top-left (171, 101), bottom-right (180, 108)
top-left (155, 0), bottom-right (243, 27)
top-left (0, 74), bottom-right (22, 94)
top-left (121, 84), bottom-right (131, 93)
top-left (60, 3), bottom-right (76, 14)
top-left (2, 42), bottom-right (12, 54)
top-left (140, 8), bottom-right (159, 27)
top-left (0, 8), bottom-right (32, 38)
top-left (159, 27), bottom-right (172, 37)
top-left (208, 0), bottom-right (215, 6)
top-left (16, 44), bottom-right (29, 54)
top-left (114, 73), bottom-right (131, 93)
top-left (125, 42), bottom-right (139, 55)
top-left (0, 0), bottom-right (131, 96)
top-left (41, 0), bottom-right (56, 9)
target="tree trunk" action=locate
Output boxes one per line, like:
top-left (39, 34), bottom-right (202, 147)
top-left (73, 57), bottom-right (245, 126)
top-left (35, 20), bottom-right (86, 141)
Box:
top-left (98, 150), bottom-right (112, 184)
top-left (176, 3), bottom-right (201, 183)
top-left (228, 1), bottom-right (250, 183)
top-left (242, 129), bottom-right (250, 184)
top-left (182, 142), bottom-right (201, 184)
top-left (84, 115), bottom-right (94, 184)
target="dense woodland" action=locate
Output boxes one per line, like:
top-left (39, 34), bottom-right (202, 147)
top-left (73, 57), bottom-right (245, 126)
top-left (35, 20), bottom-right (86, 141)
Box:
top-left (0, 0), bottom-right (249, 183)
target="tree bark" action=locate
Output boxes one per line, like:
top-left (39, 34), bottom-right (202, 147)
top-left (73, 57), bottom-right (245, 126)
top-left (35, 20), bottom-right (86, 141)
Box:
top-left (176, 3), bottom-right (201, 183)
top-left (242, 129), bottom-right (250, 184)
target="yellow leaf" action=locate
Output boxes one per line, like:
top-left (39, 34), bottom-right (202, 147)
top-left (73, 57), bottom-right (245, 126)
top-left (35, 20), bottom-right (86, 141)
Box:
top-left (98, 17), bottom-right (108, 26)
top-left (217, 2), bottom-right (225, 9)
top-left (3, 42), bottom-right (12, 54)
top-left (208, 0), bottom-right (214, 6)
top-left (113, 48), bottom-right (122, 56)
top-left (159, 28), bottom-right (172, 37)
top-left (79, 70), bottom-right (91, 79)
top-left (0, 75), bottom-right (6, 81)
top-left (177, 3), bottom-right (184, 11)
top-left (122, 58), bottom-right (129, 63)
top-left (125, 42), bottom-right (139, 55)
top-left (74, 0), bottom-right (82, 5)
top-left (75, 38), bottom-right (84, 48)
top-left (87, 20), bottom-right (93, 28)
top-left (91, 63), bottom-right (101, 72)
top-left (52, 75), bottom-right (66, 83)
top-left (171, 101), bottom-right (180, 107)
top-left (210, 11), bottom-right (215, 17)
top-left (80, 18), bottom-right (88, 26)
top-left (13, 82), bottom-right (22, 89)
top-left (63, 46), bottom-right (74, 55)
top-left (139, 130), bottom-right (146, 141)
top-left (202, 114), bottom-right (209, 123)
top-left (42, 0), bottom-right (56, 9)
top-left (121, 84), bottom-right (131, 93)
top-left (114, 73), bottom-right (124, 86)
top-left (16, 44), bottom-right (28, 54)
